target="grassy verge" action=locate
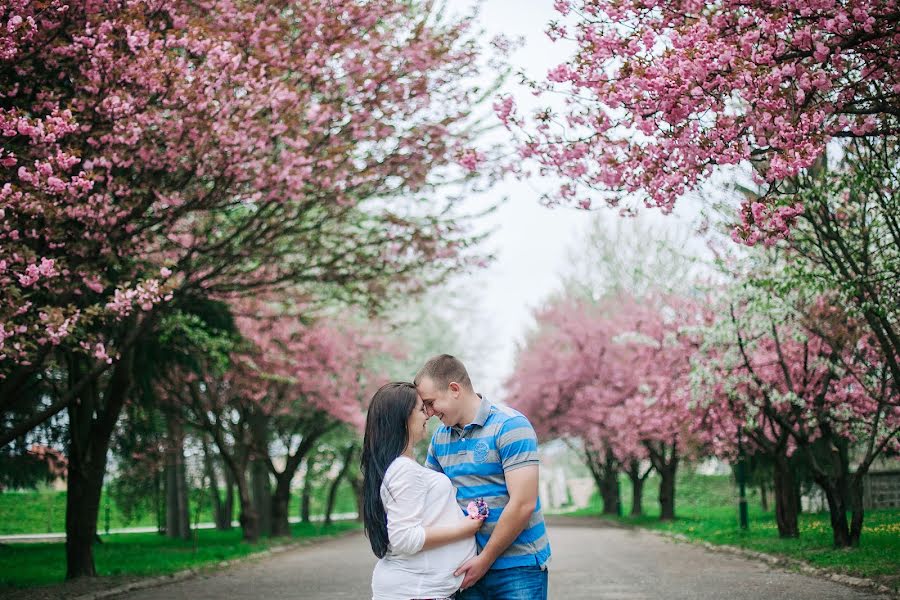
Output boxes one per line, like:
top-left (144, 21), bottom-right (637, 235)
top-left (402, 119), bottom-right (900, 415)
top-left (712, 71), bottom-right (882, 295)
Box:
top-left (564, 471), bottom-right (900, 589)
top-left (0, 483), bottom-right (357, 535)
top-left (0, 520), bottom-right (360, 589)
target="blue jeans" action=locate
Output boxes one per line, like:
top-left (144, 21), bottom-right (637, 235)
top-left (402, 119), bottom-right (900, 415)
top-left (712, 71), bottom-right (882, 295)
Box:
top-left (458, 565), bottom-right (548, 600)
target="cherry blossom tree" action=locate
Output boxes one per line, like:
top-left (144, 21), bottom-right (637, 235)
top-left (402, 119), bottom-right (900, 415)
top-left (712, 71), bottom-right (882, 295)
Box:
top-left (2, 0), bottom-right (496, 578)
top-left (169, 299), bottom-right (392, 542)
top-left (778, 139), bottom-right (900, 408)
top-left (692, 283), bottom-right (899, 545)
top-left (501, 0), bottom-right (899, 241)
top-left (1, 0), bottom-right (487, 440)
top-left (507, 293), bottom-right (703, 519)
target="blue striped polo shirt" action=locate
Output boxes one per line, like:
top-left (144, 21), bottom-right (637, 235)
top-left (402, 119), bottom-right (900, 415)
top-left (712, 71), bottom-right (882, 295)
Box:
top-left (425, 395), bottom-right (551, 570)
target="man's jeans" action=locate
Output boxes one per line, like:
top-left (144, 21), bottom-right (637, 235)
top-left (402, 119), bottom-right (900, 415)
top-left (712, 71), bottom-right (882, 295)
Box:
top-left (458, 565), bottom-right (548, 600)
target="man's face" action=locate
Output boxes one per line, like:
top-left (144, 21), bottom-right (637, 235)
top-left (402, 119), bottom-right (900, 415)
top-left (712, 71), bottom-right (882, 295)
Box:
top-left (416, 376), bottom-right (460, 427)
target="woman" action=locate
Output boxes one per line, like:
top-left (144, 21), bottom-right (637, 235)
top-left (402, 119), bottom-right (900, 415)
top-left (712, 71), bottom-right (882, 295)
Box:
top-left (361, 382), bottom-right (483, 600)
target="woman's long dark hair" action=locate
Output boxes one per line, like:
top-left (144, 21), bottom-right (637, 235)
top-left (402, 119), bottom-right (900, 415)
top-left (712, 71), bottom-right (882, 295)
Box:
top-left (360, 381), bottom-right (418, 558)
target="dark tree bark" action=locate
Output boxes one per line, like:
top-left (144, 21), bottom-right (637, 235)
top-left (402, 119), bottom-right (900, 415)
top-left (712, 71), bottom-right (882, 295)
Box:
top-left (349, 471), bottom-right (363, 522)
top-left (194, 396), bottom-right (258, 542)
top-left (164, 413), bottom-right (191, 540)
top-left (625, 459), bottom-right (653, 517)
top-left (646, 440), bottom-right (679, 521)
top-left (222, 462), bottom-right (235, 530)
top-left (325, 443), bottom-right (356, 525)
top-left (201, 436), bottom-right (229, 530)
top-left (759, 480), bottom-right (769, 512)
top-left (268, 417), bottom-right (335, 537)
top-left (583, 445), bottom-right (621, 516)
top-left (300, 457), bottom-right (313, 524)
top-left (65, 347), bottom-right (135, 579)
top-left (250, 458), bottom-right (272, 537)
top-left (248, 413), bottom-right (272, 537)
top-left (772, 454), bottom-right (800, 538)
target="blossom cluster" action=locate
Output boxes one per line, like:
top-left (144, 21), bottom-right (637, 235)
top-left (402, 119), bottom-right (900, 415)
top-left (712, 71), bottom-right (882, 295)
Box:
top-left (506, 0), bottom-right (899, 241)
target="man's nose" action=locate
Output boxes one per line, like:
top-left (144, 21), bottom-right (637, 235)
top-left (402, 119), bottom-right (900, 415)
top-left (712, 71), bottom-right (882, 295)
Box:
top-left (424, 404), bottom-right (436, 417)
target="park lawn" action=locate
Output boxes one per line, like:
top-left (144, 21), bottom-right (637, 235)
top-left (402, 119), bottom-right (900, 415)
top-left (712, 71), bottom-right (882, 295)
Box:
top-left (566, 471), bottom-right (900, 587)
top-left (0, 482), bottom-right (357, 535)
top-left (0, 520), bottom-right (361, 589)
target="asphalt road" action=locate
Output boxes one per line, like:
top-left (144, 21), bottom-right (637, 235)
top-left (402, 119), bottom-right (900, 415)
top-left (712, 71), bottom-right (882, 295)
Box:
top-left (118, 520), bottom-right (888, 600)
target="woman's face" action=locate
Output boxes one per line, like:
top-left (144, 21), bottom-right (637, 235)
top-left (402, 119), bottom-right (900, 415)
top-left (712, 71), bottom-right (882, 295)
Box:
top-left (407, 394), bottom-right (429, 447)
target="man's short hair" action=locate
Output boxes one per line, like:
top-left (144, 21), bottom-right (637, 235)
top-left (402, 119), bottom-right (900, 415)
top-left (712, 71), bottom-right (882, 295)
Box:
top-left (414, 354), bottom-right (473, 391)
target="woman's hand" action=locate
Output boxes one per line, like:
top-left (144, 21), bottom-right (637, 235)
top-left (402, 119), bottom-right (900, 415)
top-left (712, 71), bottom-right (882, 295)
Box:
top-left (460, 515), bottom-right (484, 536)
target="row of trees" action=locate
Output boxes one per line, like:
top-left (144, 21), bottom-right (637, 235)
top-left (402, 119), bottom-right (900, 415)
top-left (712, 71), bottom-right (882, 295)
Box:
top-left (508, 164), bottom-right (898, 548)
top-left (1, 0), bottom-right (496, 579)
top-left (505, 0), bottom-right (899, 550)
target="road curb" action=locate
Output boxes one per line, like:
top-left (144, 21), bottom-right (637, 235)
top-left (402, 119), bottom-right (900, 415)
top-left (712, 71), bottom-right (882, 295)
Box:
top-left (70, 528), bottom-right (361, 600)
top-left (649, 529), bottom-right (898, 599)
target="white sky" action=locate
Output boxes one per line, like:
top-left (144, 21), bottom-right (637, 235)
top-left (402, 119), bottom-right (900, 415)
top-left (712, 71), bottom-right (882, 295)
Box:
top-left (450, 0), bottom-right (595, 400)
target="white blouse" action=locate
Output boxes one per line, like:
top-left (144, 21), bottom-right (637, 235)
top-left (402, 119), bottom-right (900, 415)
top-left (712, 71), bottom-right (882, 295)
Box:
top-left (371, 456), bottom-right (476, 600)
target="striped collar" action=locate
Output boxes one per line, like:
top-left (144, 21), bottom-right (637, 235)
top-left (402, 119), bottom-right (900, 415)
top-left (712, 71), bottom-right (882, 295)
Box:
top-left (450, 394), bottom-right (492, 437)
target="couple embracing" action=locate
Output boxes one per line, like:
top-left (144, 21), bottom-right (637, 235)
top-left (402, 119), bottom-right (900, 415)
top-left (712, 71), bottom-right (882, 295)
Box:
top-left (361, 354), bottom-right (551, 600)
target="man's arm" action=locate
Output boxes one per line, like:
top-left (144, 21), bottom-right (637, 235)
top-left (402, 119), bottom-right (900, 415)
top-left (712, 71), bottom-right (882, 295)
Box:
top-left (476, 464), bottom-right (538, 562)
top-left (454, 464), bottom-right (538, 588)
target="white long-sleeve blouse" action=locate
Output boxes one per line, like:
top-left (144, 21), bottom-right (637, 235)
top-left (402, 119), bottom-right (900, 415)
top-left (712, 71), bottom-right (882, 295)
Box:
top-left (371, 456), bottom-right (476, 600)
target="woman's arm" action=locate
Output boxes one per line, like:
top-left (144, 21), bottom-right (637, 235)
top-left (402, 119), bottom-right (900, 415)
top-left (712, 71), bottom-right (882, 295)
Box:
top-left (384, 460), bottom-right (481, 555)
top-left (421, 517), bottom-right (482, 551)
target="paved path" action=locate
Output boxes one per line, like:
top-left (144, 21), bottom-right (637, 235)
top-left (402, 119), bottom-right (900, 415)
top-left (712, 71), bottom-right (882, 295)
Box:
top-left (120, 521), bottom-right (888, 600)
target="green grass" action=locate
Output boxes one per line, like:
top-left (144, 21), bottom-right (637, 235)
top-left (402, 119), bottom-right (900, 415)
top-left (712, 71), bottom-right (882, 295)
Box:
top-left (566, 471), bottom-right (900, 587)
top-left (0, 520), bottom-right (361, 589)
top-left (0, 481), bottom-right (358, 535)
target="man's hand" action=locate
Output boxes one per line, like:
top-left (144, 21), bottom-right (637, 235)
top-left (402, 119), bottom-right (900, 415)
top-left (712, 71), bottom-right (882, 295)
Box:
top-left (454, 553), bottom-right (491, 590)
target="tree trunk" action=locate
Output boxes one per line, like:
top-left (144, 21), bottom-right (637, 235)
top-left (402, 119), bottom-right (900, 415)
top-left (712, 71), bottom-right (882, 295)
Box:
top-left (236, 476), bottom-right (259, 542)
top-left (65, 348), bottom-right (134, 579)
top-left (325, 444), bottom-right (356, 526)
top-left (598, 448), bottom-right (621, 516)
top-left (646, 441), bottom-right (679, 521)
top-left (848, 474), bottom-right (864, 547)
top-left (583, 444), bottom-right (620, 516)
top-left (772, 454), bottom-right (800, 538)
top-left (349, 472), bottom-right (364, 522)
top-left (818, 476), bottom-right (852, 547)
top-left (155, 470), bottom-right (164, 534)
top-left (657, 459), bottom-right (678, 521)
top-left (268, 427), bottom-right (330, 537)
top-left (625, 460), bottom-right (651, 517)
top-left (248, 412), bottom-right (272, 537)
top-left (165, 414), bottom-right (191, 540)
top-left (223, 465), bottom-right (235, 530)
top-left (65, 442), bottom-right (104, 578)
top-left (270, 473), bottom-right (292, 537)
top-left (300, 455), bottom-right (315, 523)
top-left (207, 426), bottom-right (257, 542)
top-left (250, 457), bottom-right (271, 537)
top-left (759, 480), bottom-right (769, 512)
top-left (201, 438), bottom-right (228, 530)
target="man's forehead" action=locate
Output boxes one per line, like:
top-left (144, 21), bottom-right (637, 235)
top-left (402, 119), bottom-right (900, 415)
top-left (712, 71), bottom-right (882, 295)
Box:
top-left (415, 377), bottom-right (439, 395)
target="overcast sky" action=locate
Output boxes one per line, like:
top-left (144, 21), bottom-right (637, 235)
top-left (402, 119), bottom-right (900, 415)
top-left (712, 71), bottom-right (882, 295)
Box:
top-left (448, 0), bottom-right (595, 400)
top-left (442, 0), bottom-right (713, 401)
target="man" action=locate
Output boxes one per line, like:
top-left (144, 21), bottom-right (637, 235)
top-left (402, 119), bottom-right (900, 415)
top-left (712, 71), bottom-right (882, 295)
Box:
top-left (415, 354), bottom-right (551, 600)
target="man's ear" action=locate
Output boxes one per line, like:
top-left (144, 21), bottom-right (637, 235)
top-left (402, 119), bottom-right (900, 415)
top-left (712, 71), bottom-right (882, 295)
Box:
top-left (448, 382), bottom-right (460, 396)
